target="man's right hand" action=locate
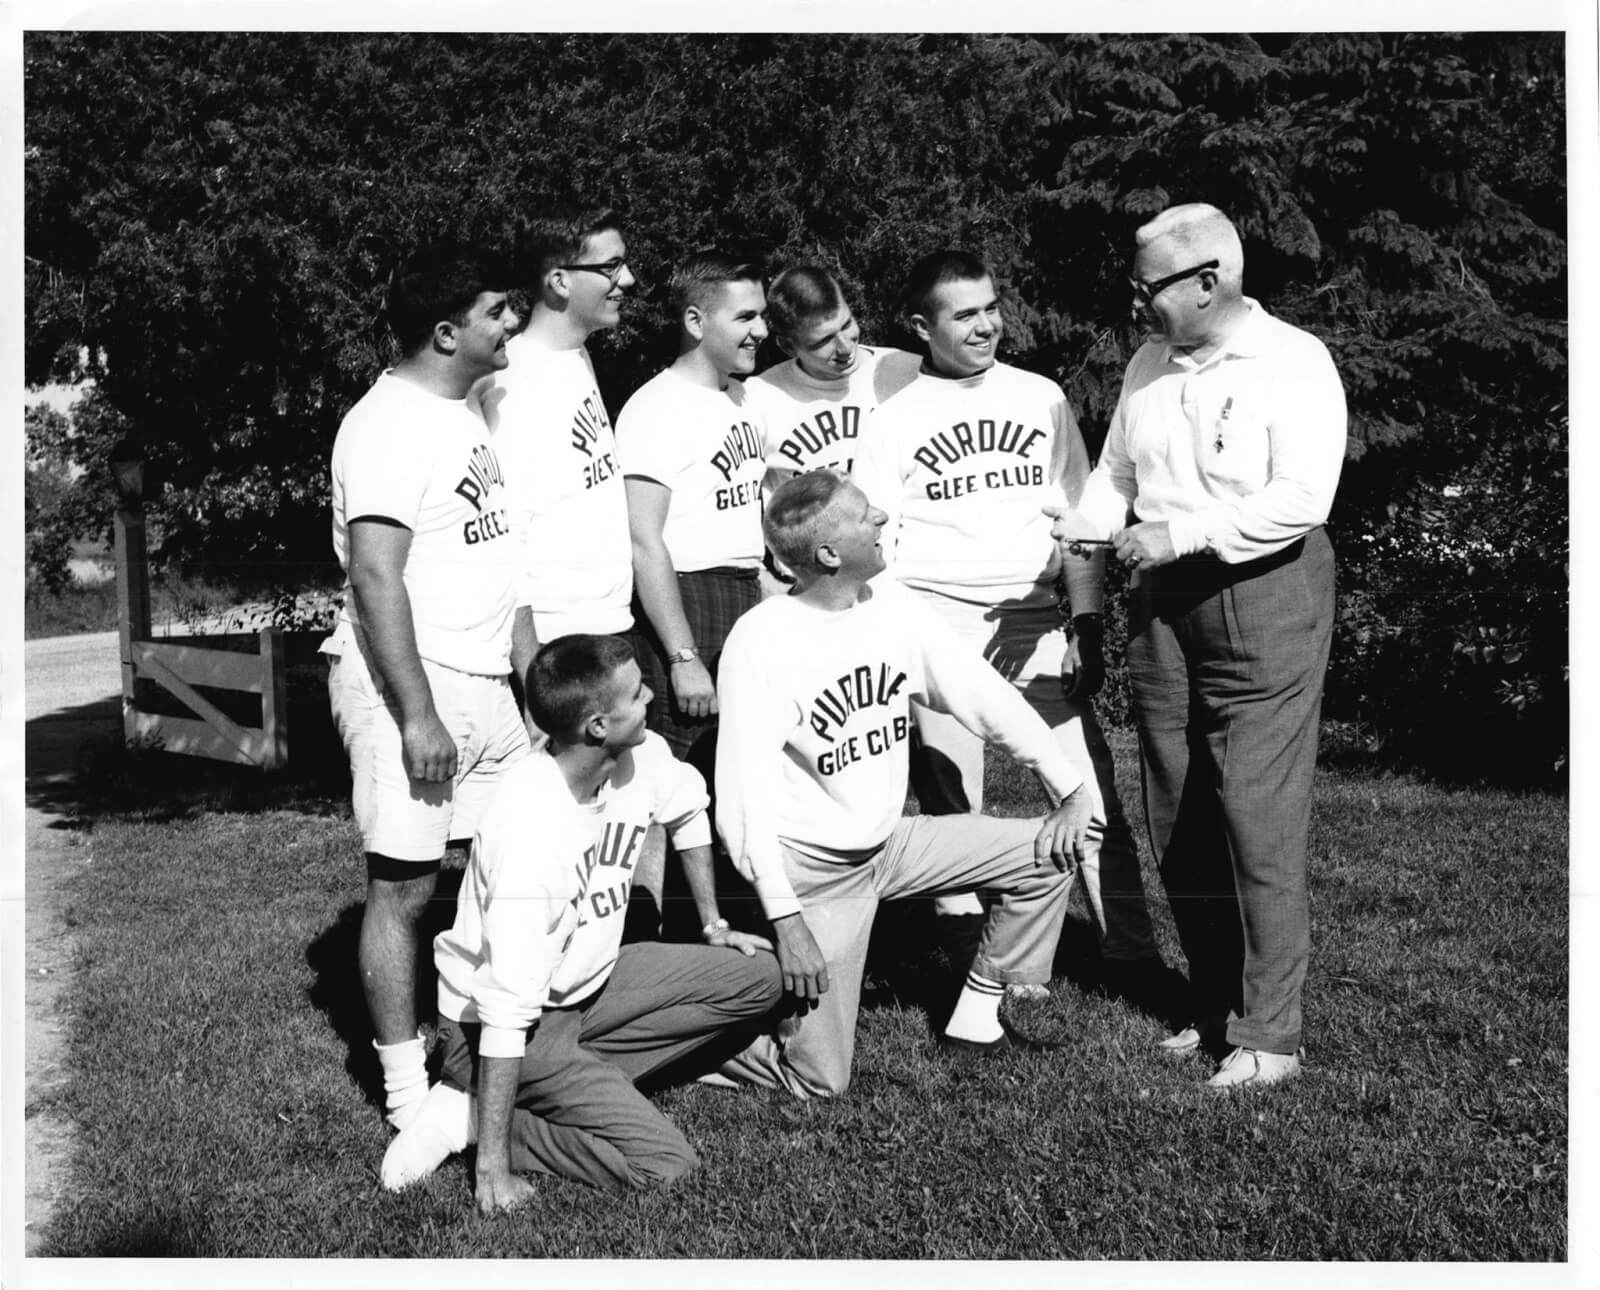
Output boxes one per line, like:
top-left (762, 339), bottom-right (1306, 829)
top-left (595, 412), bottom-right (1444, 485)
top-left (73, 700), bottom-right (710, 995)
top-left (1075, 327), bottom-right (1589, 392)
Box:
top-left (402, 709), bottom-right (459, 783)
top-left (1042, 503), bottom-right (1103, 552)
top-left (671, 656), bottom-right (718, 720)
top-left (771, 912), bottom-right (829, 1002)
top-left (475, 1165), bottom-right (536, 1215)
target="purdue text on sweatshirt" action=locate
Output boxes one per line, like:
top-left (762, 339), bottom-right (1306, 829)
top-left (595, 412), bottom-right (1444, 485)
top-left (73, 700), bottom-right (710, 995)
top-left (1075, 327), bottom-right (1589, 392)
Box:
top-left (714, 581), bottom-right (1085, 920)
top-left (434, 733), bottom-right (712, 1059)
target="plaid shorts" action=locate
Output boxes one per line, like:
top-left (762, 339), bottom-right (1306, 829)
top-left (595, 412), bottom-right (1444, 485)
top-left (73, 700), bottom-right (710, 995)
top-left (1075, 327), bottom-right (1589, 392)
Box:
top-left (629, 566), bottom-right (760, 762)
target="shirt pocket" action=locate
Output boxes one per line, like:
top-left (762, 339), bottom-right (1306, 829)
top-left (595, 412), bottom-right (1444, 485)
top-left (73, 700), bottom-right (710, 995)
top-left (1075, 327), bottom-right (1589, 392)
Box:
top-left (1197, 388), bottom-right (1270, 492)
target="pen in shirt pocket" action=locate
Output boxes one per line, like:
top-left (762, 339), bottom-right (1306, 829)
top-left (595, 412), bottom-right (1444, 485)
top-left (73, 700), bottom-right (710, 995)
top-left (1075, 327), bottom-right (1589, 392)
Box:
top-left (1213, 396), bottom-right (1234, 453)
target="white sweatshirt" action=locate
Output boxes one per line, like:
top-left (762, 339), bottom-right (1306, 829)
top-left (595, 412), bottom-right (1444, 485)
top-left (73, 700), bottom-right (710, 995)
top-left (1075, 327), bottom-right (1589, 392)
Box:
top-left (853, 362), bottom-right (1103, 614)
top-left (714, 581), bottom-right (1085, 920)
top-left (434, 734), bottom-right (712, 1060)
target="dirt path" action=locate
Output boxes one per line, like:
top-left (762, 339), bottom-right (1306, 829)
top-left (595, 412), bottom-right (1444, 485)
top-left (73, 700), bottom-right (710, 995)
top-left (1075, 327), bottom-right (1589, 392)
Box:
top-left (22, 630), bottom-right (123, 1254)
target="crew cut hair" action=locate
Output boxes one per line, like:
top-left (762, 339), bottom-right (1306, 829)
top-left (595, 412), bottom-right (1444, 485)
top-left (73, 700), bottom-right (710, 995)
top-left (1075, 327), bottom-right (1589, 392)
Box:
top-left (901, 249), bottom-right (992, 319)
top-left (516, 207), bottom-right (623, 286)
top-left (766, 265), bottom-right (847, 341)
top-left (527, 633), bottom-right (639, 741)
top-left (387, 241), bottom-right (510, 355)
top-left (667, 251), bottom-right (766, 319)
top-left (764, 469), bottom-right (854, 575)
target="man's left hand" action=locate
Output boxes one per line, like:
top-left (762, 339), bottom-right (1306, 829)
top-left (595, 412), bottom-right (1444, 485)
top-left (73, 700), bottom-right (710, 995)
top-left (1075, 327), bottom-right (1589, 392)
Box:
top-left (1061, 614), bottom-right (1105, 702)
top-left (1112, 521), bottom-right (1178, 574)
top-left (707, 924), bottom-right (776, 958)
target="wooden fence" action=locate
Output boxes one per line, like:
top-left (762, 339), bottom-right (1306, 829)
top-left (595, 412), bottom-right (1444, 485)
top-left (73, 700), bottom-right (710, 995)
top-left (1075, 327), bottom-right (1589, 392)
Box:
top-left (125, 628), bottom-right (289, 770)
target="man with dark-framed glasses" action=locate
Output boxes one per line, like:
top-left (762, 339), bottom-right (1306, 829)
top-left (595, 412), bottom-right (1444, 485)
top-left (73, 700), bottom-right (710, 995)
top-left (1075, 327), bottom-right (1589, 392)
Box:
top-left (1048, 203), bottom-right (1347, 1090)
top-left (475, 208), bottom-right (638, 664)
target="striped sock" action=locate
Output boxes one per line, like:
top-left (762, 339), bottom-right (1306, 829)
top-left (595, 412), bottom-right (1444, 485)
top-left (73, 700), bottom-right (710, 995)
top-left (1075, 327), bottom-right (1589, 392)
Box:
top-left (944, 970), bottom-right (1006, 1043)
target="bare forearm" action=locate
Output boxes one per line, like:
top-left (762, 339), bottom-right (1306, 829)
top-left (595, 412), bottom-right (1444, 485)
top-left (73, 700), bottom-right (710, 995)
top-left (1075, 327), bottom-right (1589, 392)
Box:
top-left (678, 845), bottom-right (723, 931)
top-left (350, 566), bottom-right (435, 722)
top-left (474, 1053), bottom-right (523, 1186)
top-left (632, 539), bottom-right (695, 652)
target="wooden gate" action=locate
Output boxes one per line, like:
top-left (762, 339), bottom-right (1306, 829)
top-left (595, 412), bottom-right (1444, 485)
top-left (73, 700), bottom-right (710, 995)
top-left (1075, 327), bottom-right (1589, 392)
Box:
top-left (125, 629), bottom-right (289, 769)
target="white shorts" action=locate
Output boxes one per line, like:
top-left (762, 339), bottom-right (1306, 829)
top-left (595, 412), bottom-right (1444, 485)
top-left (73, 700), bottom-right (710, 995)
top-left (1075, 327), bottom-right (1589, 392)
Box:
top-left (328, 650), bottom-right (530, 863)
top-left (914, 592), bottom-right (1070, 722)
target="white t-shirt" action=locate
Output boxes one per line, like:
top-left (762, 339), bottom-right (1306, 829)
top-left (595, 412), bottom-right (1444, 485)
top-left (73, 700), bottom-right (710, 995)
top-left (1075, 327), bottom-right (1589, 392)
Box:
top-left (480, 334), bottom-right (633, 638)
top-left (614, 367), bottom-right (765, 572)
top-left (326, 371), bottom-right (518, 677)
top-left (853, 362), bottom-right (1094, 611)
top-left (434, 733), bottom-right (713, 1059)
top-left (715, 581), bottom-right (1084, 920)
top-left (745, 346), bottom-right (922, 483)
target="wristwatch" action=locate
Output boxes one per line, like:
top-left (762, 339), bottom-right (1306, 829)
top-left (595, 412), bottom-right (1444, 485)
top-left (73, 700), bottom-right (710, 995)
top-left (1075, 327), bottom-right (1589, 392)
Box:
top-left (667, 647), bottom-right (699, 665)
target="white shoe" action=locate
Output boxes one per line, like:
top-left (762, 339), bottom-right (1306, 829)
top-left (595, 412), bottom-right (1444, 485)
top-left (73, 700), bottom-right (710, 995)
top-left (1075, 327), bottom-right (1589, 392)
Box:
top-left (1205, 1046), bottom-right (1302, 1090)
top-left (380, 1083), bottom-right (476, 1190)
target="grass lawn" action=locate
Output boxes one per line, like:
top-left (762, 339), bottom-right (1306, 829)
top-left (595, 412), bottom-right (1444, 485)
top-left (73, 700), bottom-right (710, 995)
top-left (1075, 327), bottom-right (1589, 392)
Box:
top-left (29, 731), bottom-right (1567, 1261)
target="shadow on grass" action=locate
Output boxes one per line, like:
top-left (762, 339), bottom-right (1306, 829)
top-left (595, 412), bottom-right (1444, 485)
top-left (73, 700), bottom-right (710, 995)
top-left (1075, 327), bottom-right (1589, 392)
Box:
top-left (25, 640), bottom-right (350, 826)
top-left (304, 868), bottom-right (467, 1117)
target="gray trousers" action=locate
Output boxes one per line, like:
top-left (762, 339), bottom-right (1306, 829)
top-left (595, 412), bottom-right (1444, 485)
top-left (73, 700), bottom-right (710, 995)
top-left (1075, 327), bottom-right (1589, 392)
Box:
top-left (908, 595), bottom-right (1156, 960)
top-left (719, 813), bottom-right (1073, 1099)
top-left (439, 942), bottom-right (781, 1190)
top-left (1128, 529), bottom-right (1335, 1055)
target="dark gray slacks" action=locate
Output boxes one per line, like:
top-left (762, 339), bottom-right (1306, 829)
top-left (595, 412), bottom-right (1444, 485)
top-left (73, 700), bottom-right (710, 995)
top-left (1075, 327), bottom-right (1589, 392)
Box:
top-left (1127, 529), bottom-right (1334, 1054)
top-left (440, 941), bottom-right (781, 1191)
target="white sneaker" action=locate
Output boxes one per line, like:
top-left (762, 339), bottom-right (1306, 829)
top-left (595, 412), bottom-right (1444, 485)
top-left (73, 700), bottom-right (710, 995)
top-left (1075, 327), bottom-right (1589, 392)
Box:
top-left (380, 1083), bottom-right (476, 1190)
top-left (1205, 1046), bottom-right (1302, 1090)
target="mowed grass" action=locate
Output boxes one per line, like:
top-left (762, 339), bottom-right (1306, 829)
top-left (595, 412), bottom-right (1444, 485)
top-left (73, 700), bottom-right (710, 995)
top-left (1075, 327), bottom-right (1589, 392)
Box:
top-left (32, 735), bottom-right (1567, 1260)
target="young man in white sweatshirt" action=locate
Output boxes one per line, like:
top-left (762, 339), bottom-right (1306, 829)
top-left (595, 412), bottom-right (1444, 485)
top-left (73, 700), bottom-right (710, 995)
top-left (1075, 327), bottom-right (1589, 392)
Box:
top-left (852, 250), bottom-right (1164, 993)
top-left (712, 470), bottom-right (1097, 1099)
top-left (381, 634), bottom-right (780, 1207)
top-left (743, 264), bottom-right (922, 490)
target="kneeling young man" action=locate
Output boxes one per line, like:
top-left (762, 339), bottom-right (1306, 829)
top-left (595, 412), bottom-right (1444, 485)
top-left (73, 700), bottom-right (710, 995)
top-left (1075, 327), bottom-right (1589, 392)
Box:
top-left (383, 635), bottom-right (780, 1207)
top-left (713, 471), bottom-right (1098, 1099)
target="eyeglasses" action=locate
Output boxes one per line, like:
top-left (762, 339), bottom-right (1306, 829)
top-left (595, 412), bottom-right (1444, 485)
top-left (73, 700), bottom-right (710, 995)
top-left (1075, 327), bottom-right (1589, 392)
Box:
top-left (1129, 259), bottom-right (1219, 305)
top-left (560, 257), bottom-right (630, 284)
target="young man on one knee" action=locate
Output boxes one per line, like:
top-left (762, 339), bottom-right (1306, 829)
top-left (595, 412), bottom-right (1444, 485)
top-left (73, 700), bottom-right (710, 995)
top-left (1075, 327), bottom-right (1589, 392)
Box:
top-left (323, 242), bottom-right (530, 1131)
top-left (712, 470), bottom-right (1097, 1099)
top-left (383, 634), bottom-right (780, 1205)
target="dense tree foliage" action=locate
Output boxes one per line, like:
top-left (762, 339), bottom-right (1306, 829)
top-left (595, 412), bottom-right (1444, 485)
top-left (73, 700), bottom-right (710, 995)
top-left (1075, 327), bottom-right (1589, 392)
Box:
top-left (24, 32), bottom-right (1567, 778)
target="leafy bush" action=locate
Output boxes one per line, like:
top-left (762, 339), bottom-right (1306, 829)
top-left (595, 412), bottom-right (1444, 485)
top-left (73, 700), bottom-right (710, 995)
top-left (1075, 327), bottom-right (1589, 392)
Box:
top-left (1325, 412), bottom-right (1568, 783)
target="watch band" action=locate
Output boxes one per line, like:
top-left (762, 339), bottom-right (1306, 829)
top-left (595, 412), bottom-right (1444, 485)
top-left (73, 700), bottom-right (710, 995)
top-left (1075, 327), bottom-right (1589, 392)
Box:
top-left (667, 647), bottom-right (700, 665)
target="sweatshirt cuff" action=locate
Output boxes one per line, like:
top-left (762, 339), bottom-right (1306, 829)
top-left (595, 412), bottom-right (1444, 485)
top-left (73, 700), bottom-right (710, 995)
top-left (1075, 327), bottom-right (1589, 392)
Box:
top-left (667, 813), bottom-right (713, 854)
top-left (1166, 513), bottom-right (1215, 558)
top-left (1035, 753), bottom-right (1086, 805)
top-left (753, 871), bottom-right (803, 922)
top-left (478, 1022), bottom-right (531, 1060)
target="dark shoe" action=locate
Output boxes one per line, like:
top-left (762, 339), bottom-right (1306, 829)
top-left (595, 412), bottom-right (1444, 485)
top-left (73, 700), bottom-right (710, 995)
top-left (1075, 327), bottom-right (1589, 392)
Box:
top-left (938, 1018), bottom-right (1069, 1055)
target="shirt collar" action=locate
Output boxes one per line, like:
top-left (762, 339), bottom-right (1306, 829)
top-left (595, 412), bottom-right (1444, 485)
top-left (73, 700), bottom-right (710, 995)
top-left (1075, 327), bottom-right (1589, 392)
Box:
top-left (1164, 297), bottom-right (1267, 368)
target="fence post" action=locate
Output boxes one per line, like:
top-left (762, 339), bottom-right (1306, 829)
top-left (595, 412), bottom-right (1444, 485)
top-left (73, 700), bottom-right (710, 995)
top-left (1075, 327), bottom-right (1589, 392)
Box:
top-left (113, 503), bottom-right (152, 738)
top-left (259, 627), bottom-right (288, 769)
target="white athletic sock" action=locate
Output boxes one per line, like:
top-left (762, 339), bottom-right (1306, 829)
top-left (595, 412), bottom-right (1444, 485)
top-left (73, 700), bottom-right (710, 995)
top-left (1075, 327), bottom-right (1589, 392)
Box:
top-left (380, 1083), bottom-right (476, 1191)
top-left (944, 970), bottom-right (1006, 1043)
top-left (374, 1034), bottom-right (429, 1131)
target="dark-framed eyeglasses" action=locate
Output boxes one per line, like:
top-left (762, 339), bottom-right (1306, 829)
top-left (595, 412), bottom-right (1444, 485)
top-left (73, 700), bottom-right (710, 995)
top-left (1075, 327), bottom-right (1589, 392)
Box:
top-left (560, 257), bottom-right (630, 284)
top-left (1129, 259), bottom-right (1219, 305)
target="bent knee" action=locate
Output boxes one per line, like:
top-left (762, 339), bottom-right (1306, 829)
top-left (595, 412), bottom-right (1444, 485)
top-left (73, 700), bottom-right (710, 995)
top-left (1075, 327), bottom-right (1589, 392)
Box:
top-left (626, 1141), bottom-right (699, 1189)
